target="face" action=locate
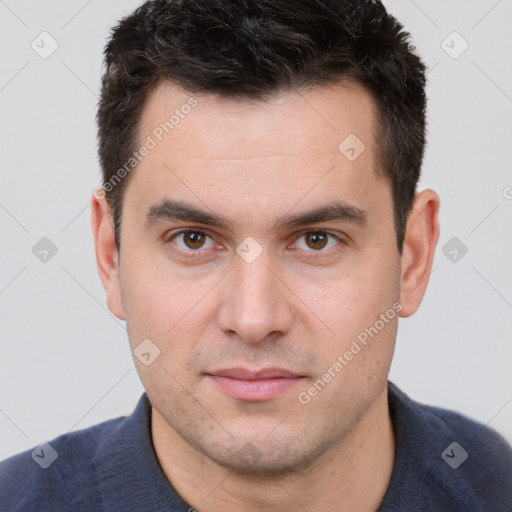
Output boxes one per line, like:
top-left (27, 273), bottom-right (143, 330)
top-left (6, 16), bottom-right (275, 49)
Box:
top-left (103, 82), bottom-right (405, 474)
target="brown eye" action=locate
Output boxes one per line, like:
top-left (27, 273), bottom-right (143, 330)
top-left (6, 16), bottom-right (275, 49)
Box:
top-left (293, 230), bottom-right (341, 254)
top-left (170, 229), bottom-right (215, 252)
top-left (305, 231), bottom-right (328, 250)
top-left (183, 231), bottom-right (206, 249)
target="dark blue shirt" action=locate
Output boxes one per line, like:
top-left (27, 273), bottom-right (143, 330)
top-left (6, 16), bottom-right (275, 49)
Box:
top-left (1, 382), bottom-right (511, 511)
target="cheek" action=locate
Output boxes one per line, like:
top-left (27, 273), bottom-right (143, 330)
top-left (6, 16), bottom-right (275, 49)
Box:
top-left (119, 259), bottom-right (177, 361)
top-left (299, 249), bottom-right (400, 340)
top-left (119, 253), bottom-right (216, 366)
top-left (297, 263), bottom-right (400, 406)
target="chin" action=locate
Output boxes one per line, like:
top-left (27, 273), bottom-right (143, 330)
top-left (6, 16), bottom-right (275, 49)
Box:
top-left (201, 434), bottom-right (333, 478)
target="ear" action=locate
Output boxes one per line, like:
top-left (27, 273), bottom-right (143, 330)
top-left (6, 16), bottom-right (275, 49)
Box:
top-left (91, 189), bottom-right (125, 320)
top-left (399, 189), bottom-right (440, 318)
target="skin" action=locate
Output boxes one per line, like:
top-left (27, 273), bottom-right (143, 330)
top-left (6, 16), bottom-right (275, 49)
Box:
top-left (92, 81), bottom-right (439, 512)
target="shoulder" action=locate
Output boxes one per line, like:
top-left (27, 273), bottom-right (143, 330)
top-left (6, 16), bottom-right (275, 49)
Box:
top-left (391, 382), bottom-right (512, 469)
top-left (385, 382), bottom-right (512, 511)
top-left (0, 415), bottom-right (126, 511)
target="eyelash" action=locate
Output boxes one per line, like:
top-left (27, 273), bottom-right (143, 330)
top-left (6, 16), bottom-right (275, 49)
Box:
top-left (165, 228), bottom-right (344, 259)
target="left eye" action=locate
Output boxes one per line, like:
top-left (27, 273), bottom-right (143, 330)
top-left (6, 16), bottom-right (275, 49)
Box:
top-left (294, 231), bottom-right (341, 252)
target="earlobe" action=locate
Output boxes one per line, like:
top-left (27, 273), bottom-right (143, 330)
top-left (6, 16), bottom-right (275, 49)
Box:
top-left (91, 191), bottom-right (125, 320)
top-left (399, 189), bottom-right (440, 318)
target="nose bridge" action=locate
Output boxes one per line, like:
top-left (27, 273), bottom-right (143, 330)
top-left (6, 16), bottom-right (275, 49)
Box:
top-left (235, 252), bottom-right (274, 301)
top-left (217, 247), bottom-right (293, 343)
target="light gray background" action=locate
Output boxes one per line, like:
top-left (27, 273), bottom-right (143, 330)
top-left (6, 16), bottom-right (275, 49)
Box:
top-left (1, 0), bottom-right (511, 461)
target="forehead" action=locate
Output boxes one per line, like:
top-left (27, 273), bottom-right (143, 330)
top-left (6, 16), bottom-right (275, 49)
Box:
top-left (127, 81), bottom-right (388, 225)
top-left (139, 81), bottom-right (377, 161)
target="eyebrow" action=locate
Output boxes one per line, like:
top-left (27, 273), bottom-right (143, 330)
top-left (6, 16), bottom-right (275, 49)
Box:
top-left (145, 199), bottom-right (368, 231)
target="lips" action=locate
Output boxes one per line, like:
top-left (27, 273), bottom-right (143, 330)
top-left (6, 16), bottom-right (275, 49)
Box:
top-left (206, 367), bottom-right (305, 401)
top-left (210, 367), bottom-right (301, 380)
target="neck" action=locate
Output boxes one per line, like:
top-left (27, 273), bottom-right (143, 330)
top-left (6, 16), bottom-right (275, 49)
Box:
top-left (152, 386), bottom-right (395, 512)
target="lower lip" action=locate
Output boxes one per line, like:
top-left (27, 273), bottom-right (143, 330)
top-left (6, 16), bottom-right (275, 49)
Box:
top-left (207, 375), bottom-right (304, 401)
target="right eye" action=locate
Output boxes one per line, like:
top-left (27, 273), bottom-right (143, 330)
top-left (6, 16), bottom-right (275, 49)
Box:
top-left (167, 229), bottom-right (216, 254)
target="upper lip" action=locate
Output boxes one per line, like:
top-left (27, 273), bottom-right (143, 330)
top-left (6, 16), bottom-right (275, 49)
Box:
top-left (207, 367), bottom-right (302, 380)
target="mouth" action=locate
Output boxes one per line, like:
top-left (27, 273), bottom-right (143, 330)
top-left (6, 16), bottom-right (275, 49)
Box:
top-left (205, 367), bottom-right (307, 402)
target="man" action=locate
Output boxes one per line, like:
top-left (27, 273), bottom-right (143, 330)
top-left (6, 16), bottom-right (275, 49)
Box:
top-left (1, 0), bottom-right (511, 510)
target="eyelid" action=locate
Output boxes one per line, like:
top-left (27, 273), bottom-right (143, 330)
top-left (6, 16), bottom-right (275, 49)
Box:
top-left (165, 227), bottom-right (213, 242)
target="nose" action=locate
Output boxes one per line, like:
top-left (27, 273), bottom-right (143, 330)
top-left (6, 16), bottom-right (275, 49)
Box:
top-left (216, 248), bottom-right (294, 344)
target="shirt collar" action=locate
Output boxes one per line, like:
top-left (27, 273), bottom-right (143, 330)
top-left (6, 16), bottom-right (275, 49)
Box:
top-left (91, 393), bottom-right (191, 511)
